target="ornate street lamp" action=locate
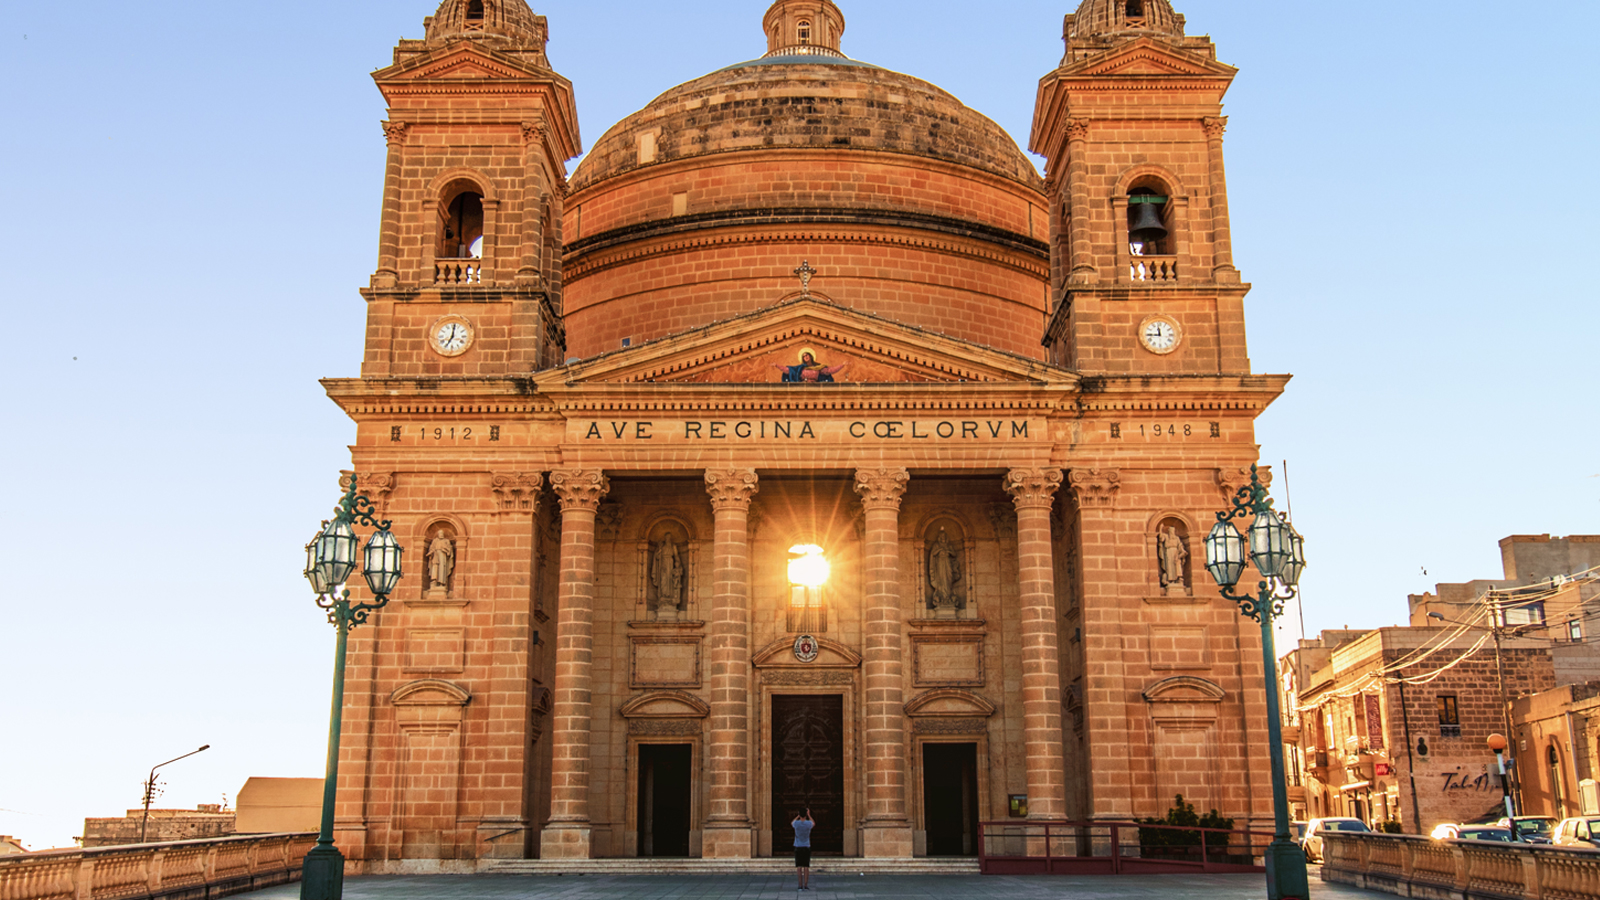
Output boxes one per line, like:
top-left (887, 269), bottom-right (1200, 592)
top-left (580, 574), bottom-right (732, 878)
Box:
top-left (1204, 464), bottom-right (1309, 900)
top-left (301, 476), bottom-right (403, 900)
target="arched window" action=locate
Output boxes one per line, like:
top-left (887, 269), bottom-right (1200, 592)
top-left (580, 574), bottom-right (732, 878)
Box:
top-left (1127, 186), bottom-right (1170, 257)
top-left (439, 189), bottom-right (485, 260)
top-left (466, 0), bottom-right (485, 22)
top-left (1126, 0), bottom-right (1145, 17)
top-left (797, 20), bottom-right (812, 44)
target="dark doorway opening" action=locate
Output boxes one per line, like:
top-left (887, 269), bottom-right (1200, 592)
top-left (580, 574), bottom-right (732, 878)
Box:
top-left (923, 743), bottom-right (978, 856)
top-left (637, 744), bottom-right (692, 858)
top-left (771, 695), bottom-right (845, 854)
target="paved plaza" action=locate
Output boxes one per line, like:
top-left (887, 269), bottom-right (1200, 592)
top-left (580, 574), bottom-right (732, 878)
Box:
top-left (238, 872), bottom-right (1386, 900)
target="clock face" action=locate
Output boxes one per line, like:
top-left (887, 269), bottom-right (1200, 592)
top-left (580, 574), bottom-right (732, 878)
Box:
top-left (1139, 316), bottom-right (1182, 355)
top-left (430, 316), bottom-right (473, 357)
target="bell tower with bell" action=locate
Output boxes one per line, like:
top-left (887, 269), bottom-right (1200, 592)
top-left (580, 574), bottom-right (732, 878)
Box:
top-left (361, 0), bottom-right (581, 378)
top-left (1031, 0), bottom-right (1250, 376)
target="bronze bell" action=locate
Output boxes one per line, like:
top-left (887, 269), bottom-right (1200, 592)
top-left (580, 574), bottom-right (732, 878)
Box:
top-left (1128, 200), bottom-right (1169, 244)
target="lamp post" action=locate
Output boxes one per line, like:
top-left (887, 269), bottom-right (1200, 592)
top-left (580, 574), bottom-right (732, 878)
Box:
top-left (139, 744), bottom-right (210, 843)
top-left (1203, 464), bottom-right (1309, 900)
top-left (300, 476), bottom-right (404, 900)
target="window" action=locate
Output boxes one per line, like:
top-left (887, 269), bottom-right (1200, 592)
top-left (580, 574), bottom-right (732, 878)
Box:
top-left (1504, 601), bottom-right (1546, 626)
top-left (1572, 620), bottom-right (1584, 641)
top-left (1127, 187), bottom-right (1169, 256)
top-left (797, 20), bottom-right (812, 44)
top-left (466, 0), bottom-right (484, 21)
top-left (1437, 694), bottom-right (1461, 738)
top-left (1126, 0), bottom-right (1145, 15)
top-left (439, 189), bottom-right (485, 260)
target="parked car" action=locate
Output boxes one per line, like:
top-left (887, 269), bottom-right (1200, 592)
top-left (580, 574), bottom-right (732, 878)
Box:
top-left (1493, 816), bottom-right (1556, 843)
top-left (1302, 818), bottom-right (1370, 862)
top-left (1455, 826), bottom-right (1516, 842)
top-left (1553, 817), bottom-right (1600, 847)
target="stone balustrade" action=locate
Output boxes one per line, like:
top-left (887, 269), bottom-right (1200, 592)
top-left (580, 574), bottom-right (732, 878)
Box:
top-left (1129, 255), bottom-right (1178, 283)
top-left (0, 832), bottom-right (314, 900)
top-left (1321, 831), bottom-right (1600, 899)
top-left (435, 259), bottom-right (484, 285)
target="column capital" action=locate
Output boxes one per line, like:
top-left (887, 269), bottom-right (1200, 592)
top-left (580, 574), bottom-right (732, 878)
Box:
top-left (1004, 467), bottom-right (1064, 510)
top-left (705, 468), bottom-right (759, 511)
top-left (550, 469), bottom-right (609, 512)
top-left (854, 467), bottom-right (909, 511)
top-left (1067, 468), bottom-right (1121, 509)
top-left (382, 120), bottom-right (410, 146)
top-left (521, 119), bottom-right (547, 147)
top-left (1065, 118), bottom-right (1092, 143)
top-left (491, 472), bottom-right (544, 512)
top-left (339, 471), bottom-right (395, 519)
top-left (1203, 115), bottom-right (1228, 141)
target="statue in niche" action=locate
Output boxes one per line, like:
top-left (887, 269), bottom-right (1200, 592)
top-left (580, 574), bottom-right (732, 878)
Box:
top-left (426, 528), bottom-right (456, 598)
top-left (651, 533), bottom-right (684, 621)
top-left (927, 528), bottom-right (963, 618)
top-left (1157, 525), bottom-right (1188, 596)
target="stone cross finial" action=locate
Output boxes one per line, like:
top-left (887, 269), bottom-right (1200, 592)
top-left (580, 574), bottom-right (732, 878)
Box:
top-left (794, 260), bottom-right (817, 297)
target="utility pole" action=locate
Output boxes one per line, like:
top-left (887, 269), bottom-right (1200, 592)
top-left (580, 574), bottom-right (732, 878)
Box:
top-left (1488, 592), bottom-right (1521, 817)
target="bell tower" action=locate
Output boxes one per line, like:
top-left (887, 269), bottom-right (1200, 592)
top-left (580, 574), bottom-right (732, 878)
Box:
top-left (362, 0), bottom-right (581, 377)
top-left (1031, 0), bottom-right (1249, 376)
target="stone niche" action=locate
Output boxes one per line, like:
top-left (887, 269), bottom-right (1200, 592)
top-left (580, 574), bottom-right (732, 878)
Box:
top-left (638, 516), bottom-right (697, 622)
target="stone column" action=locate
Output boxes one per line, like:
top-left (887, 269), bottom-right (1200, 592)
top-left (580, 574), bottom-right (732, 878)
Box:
top-left (480, 473), bottom-right (544, 859)
top-left (374, 121), bottom-right (407, 288)
top-left (854, 467), bottom-right (913, 857)
top-left (1065, 118), bottom-right (1097, 285)
top-left (1203, 116), bottom-right (1240, 284)
top-left (1004, 467), bottom-right (1067, 820)
top-left (539, 469), bottom-right (609, 860)
top-left (702, 468), bottom-right (760, 859)
top-left (518, 121), bottom-right (547, 286)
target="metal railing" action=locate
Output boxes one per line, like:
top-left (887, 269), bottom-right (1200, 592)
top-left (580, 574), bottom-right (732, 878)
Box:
top-left (0, 831), bottom-right (314, 900)
top-left (977, 820), bottom-right (1271, 876)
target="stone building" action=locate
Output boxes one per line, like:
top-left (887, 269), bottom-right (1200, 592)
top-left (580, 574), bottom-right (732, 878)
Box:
top-left (1284, 534), bottom-right (1600, 833)
top-left (323, 0), bottom-right (1291, 868)
top-left (1511, 682), bottom-right (1600, 820)
top-left (79, 805), bottom-right (235, 848)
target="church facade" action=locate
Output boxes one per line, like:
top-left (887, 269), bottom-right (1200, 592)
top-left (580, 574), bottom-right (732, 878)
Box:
top-left (323, 0), bottom-right (1290, 868)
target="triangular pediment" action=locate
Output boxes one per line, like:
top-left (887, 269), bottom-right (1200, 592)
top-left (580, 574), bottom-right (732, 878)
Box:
top-left (375, 43), bottom-right (552, 83)
top-left (1063, 37), bottom-right (1237, 79)
top-left (540, 299), bottom-right (1077, 389)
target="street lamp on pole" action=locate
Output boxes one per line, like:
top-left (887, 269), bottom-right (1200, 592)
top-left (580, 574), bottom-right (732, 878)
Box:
top-left (139, 745), bottom-right (210, 843)
top-left (1203, 464), bottom-right (1310, 900)
top-left (300, 476), bottom-right (404, 900)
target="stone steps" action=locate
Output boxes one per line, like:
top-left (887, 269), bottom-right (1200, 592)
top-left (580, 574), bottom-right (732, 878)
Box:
top-left (483, 858), bottom-right (981, 876)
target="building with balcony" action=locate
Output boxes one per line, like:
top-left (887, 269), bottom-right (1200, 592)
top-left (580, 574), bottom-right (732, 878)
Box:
top-left (1282, 534), bottom-right (1600, 833)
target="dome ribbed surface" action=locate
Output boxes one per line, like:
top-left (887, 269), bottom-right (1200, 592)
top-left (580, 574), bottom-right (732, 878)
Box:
top-left (1069, 0), bottom-right (1184, 39)
top-left (570, 61), bottom-right (1040, 192)
top-left (425, 0), bottom-right (546, 47)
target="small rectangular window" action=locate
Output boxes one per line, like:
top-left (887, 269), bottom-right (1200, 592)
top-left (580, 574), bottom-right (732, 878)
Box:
top-left (1437, 694), bottom-right (1461, 737)
top-left (1571, 620), bottom-right (1583, 641)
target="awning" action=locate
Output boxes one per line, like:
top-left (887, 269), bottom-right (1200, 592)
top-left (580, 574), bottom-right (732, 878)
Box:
top-left (1339, 781), bottom-right (1372, 793)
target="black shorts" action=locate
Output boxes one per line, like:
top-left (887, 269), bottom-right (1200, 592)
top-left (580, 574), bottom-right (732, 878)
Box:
top-left (794, 847), bottom-right (812, 867)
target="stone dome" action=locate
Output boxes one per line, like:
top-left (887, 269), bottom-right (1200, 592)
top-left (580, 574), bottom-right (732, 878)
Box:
top-left (424, 0), bottom-right (548, 48)
top-left (558, 0), bottom-right (1050, 362)
top-left (570, 60), bottom-right (1039, 192)
top-left (1068, 0), bottom-right (1185, 40)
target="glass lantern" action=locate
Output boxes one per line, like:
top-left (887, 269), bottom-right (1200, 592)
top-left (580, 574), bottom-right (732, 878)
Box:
top-left (362, 529), bottom-right (404, 597)
top-left (304, 531), bottom-right (333, 596)
top-left (1204, 521), bottom-right (1247, 588)
top-left (314, 519), bottom-right (358, 589)
top-left (1248, 507), bottom-right (1293, 582)
top-left (1278, 524), bottom-right (1307, 588)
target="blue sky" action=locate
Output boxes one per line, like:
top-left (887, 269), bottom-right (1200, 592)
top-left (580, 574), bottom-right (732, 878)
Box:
top-left (1, 0), bottom-right (1596, 851)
